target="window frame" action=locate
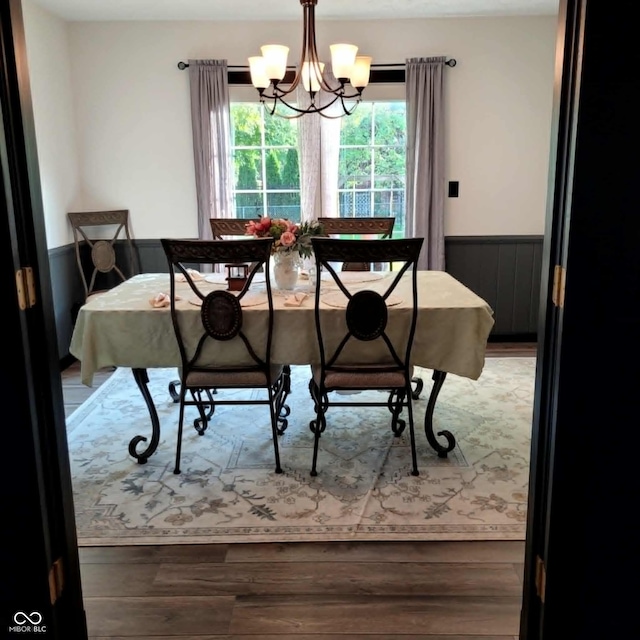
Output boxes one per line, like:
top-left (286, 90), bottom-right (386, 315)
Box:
top-left (229, 97), bottom-right (407, 235)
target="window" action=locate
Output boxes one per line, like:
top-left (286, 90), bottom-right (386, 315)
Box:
top-left (231, 104), bottom-right (301, 221)
top-left (338, 102), bottom-right (406, 238)
top-left (230, 101), bottom-right (406, 235)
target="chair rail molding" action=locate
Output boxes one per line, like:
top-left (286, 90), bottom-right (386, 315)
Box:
top-left (51, 235), bottom-right (543, 365)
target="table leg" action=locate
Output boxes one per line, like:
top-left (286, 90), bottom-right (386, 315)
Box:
top-left (424, 370), bottom-right (456, 458)
top-left (127, 368), bottom-right (161, 464)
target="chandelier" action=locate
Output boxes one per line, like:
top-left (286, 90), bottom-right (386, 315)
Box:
top-left (248, 0), bottom-right (372, 119)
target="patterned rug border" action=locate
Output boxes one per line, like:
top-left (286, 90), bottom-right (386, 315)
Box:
top-left (68, 358), bottom-right (535, 546)
top-left (76, 522), bottom-right (527, 546)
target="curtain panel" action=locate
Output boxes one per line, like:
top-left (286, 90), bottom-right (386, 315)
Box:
top-left (405, 57), bottom-right (446, 270)
top-left (296, 67), bottom-right (341, 223)
top-left (188, 59), bottom-right (233, 240)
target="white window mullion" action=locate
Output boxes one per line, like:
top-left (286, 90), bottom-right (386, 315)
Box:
top-left (370, 105), bottom-right (375, 218)
top-left (260, 108), bottom-right (267, 217)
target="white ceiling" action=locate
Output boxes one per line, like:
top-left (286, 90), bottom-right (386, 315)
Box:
top-left (30, 0), bottom-right (559, 22)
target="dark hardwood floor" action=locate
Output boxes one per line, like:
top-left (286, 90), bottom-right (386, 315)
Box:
top-left (62, 342), bottom-right (534, 639)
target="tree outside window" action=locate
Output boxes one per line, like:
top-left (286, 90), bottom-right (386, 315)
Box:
top-left (230, 102), bottom-right (406, 235)
top-left (231, 104), bottom-right (301, 221)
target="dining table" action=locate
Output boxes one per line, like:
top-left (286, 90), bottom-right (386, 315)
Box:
top-left (69, 269), bottom-right (495, 464)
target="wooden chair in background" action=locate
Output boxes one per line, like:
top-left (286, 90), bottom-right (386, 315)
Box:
top-left (317, 217), bottom-right (395, 271)
top-left (68, 209), bottom-right (139, 301)
top-left (210, 217), bottom-right (258, 239)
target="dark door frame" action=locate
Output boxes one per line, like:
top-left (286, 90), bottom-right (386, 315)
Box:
top-left (1, 1), bottom-right (86, 637)
top-left (4, 0), bottom-right (638, 637)
top-left (520, 0), bottom-right (584, 635)
top-left (522, 0), bottom-right (639, 637)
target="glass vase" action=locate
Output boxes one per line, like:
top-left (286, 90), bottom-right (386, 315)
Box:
top-left (272, 251), bottom-right (300, 291)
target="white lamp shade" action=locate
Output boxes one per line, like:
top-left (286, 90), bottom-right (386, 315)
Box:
top-left (301, 61), bottom-right (325, 92)
top-left (260, 45), bottom-right (289, 81)
top-left (248, 56), bottom-right (270, 89)
top-left (330, 44), bottom-right (358, 79)
top-left (350, 55), bottom-right (372, 88)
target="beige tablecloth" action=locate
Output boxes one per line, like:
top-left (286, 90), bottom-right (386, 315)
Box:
top-left (70, 271), bottom-right (494, 386)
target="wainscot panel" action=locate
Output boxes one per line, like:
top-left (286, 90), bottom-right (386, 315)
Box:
top-left (48, 243), bottom-right (85, 361)
top-left (50, 239), bottom-right (167, 367)
top-left (51, 236), bottom-right (542, 364)
top-left (445, 235), bottom-right (543, 338)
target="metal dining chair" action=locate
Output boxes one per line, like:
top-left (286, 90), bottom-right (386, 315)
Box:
top-left (307, 236), bottom-right (424, 477)
top-left (161, 237), bottom-right (289, 475)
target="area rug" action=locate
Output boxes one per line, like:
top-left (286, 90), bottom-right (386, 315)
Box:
top-left (66, 357), bottom-right (536, 545)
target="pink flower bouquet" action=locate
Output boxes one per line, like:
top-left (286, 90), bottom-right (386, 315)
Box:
top-left (245, 216), bottom-right (324, 259)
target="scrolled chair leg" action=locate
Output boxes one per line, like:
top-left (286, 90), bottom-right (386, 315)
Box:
top-left (191, 388), bottom-right (215, 435)
top-left (387, 388), bottom-right (407, 435)
top-left (308, 380), bottom-right (327, 476)
top-left (168, 379), bottom-right (181, 402)
top-left (405, 387), bottom-right (420, 476)
top-left (310, 415), bottom-right (323, 477)
top-left (174, 400), bottom-right (186, 475)
top-left (272, 370), bottom-right (291, 435)
top-left (410, 376), bottom-right (424, 400)
top-left (308, 380), bottom-right (328, 435)
top-left (267, 387), bottom-right (283, 474)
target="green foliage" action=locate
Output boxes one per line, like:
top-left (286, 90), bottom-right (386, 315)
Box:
top-left (231, 101), bottom-right (406, 223)
top-left (338, 103), bottom-right (406, 193)
top-left (281, 147), bottom-right (300, 188)
top-left (231, 104), bottom-right (262, 146)
top-left (236, 151), bottom-right (260, 190)
top-left (265, 114), bottom-right (297, 146)
top-left (265, 150), bottom-right (282, 189)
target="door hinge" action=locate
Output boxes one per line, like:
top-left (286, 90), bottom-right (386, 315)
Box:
top-left (552, 265), bottom-right (566, 308)
top-left (15, 267), bottom-right (37, 310)
top-left (48, 557), bottom-right (64, 605)
top-left (535, 555), bottom-right (546, 603)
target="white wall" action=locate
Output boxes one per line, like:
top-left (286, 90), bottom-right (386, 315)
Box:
top-left (22, 0), bottom-right (81, 248)
top-left (25, 13), bottom-right (558, 246)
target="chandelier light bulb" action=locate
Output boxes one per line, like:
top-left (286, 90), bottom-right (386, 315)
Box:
top-left (330, 44), bottom-right (358, 81)
top-left (248, 56), bottom-right (270, 89)
top-left (260, 45), bottom-right (289, 81)
top-left (301, 61), bottom-right (325, 92)
top-left (350, 56), bottom-right (372, 89)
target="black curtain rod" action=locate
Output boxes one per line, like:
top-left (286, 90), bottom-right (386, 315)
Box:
top-left (177, 59), bottom-right (457, 70)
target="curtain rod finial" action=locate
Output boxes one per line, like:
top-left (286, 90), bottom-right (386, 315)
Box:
top-left (178, 61), bottom-right (189, 70)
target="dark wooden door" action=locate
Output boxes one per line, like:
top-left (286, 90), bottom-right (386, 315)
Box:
top-left (0, 1), bottom-right (87, 637)
top-left (522, 1), bottom-right (640, 637)
top-left (3, 0), bottom-right (639, 638)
